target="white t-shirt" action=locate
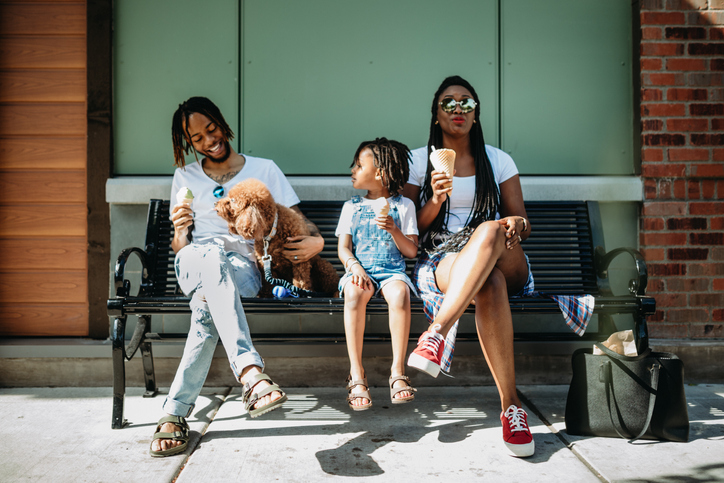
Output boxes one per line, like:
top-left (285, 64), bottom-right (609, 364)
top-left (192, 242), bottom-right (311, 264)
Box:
top-left (335, 195), bottom-right (419, 238)
top-left (407, 145), bottom-right (518, 234)
top-left (171, 155), bottom-right (300, 256)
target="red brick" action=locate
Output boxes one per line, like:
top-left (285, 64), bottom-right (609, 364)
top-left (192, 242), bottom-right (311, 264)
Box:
top-left (709, 181), bottom-right (722, 199)
top-left (688, 180), bottom-right (701, 199)
top-left (690, 11), bottom-right (724, 25)
top-left (642, 88), bottom-right (663, 101)
top-left (715, 310), bottom-right (724, 322)
top-left (649, 323), bottom-right (687, 338)
top-left (712, 217), bottom-right (724, 230)
top-left (712, 119), bottom-right (724, 131)
top-left (665, 27), bottom-right (706, 40)
top-left (643, 119), bottom-right (664, 131)
top-left (689, 43), bottom-right (724, 56)
top-left (641, 0), bottom-right (664, 9)
top-left (667, 88), bottom-right (707, 101)
top-left (711, 89), bottom-right (724, 102)
top-left (648, 278), bottom-right (666, 293)
top-left (667, 0), bottom-right (707, 9)
top-left (656, 292), bottom-right (688, 307)
top-left (666, 278), bottom-right (710, 292)
top-left (712, 28), bottom-right (724, 41)
top-left (665, 309), bottom-right (710, 324)
top-left (643, 103), bottom-right (686, 116)
top-left (713, 59), bottom-right (724, 72)
top-left (641, 12), bottom-right (686, 25)
top-left (690, 104), bottom-right (724, 116)
top-left (689, 73), bottom-right (724, 86)
top-left (667, 58), bottom-right (706, 71)
top-left (642, 58), bottom-right (663, 71)
top-left (642, 201), bottom-right (687, 216)
top-left (690, 233), bottom-right (724, 246)
top-left (641, 247), bottom-right (666, 261)
top-left (668, 248), bottom-right (709, 260)
top-left (641, 42), bottom-right (684, 56)
top-left (691, 134), bottom-right (724, 146)
top-left (690, 202), bottom-right (724, 215)
top-left (714, 278), bottom-right (724, 291)
top-left (689, 262), bottom-right (724, 276)
top-left (673, 179), bottom-right (686, 199)
top-left (641, 232), bottom-right (687, 246)
top-left (644, 178), bottom-right (658, 199)
top-left (715, 149), bottom-right (724, 161)
top-left (668, 148), bottom-right (709, 161)
top-left (642, 134), bottom-right (686, 146)
top-left (642, 148), bottom-right (664, 161)
top-left (643, 73), bottom-right (686, 86)
top-left (642, 27), bottom-right (663, 40)
top-left (690, 324), bottom-right (724, 338)
top-left (691, 163), bottom-right (724, 178)
top-left (667, 118), bottom-right (708, 131)
top-left (690, 293), bottom-right (724, 307)
top-left (667, 217), bottom-right (707, 230)
top-left (658, 179), bottom-right (675, 198)
top-left (643, 217), bottom-right (665, 231)
top-left (642, 163), bottom-right (687, 177)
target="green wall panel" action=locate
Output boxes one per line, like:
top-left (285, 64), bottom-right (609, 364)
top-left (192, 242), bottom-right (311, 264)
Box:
top-left (500, 0), bottom-right (634, 175)
top-left (241, 0), bottom-right (498, 175)
top-left (114, 0), bottom-right (239, 174)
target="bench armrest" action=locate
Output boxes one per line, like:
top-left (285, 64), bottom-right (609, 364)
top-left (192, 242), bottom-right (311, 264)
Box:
top-left (594, 246), bottom-right (648, 296)
top-left (113, 247), bottom-right (151, 297)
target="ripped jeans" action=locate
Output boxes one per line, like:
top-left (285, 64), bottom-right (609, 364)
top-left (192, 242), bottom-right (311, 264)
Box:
top-left (163, 243), bottom-right (263, 417)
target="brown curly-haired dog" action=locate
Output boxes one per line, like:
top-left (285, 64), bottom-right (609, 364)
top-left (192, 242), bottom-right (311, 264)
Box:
top-left (216, 178), bottom-right (339, 297)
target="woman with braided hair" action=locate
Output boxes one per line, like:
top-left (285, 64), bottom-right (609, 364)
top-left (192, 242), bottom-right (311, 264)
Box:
top-left (402, 76), bottom-right (535, 457)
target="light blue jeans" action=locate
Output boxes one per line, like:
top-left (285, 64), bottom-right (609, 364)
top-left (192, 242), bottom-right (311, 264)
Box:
top-left (163, 243), bottom-right (263, 417)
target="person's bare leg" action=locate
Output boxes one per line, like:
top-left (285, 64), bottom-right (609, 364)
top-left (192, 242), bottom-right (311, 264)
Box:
top-left (473, 269), bottom-right (521, 411)
top-left (239, 365), bottom-right (285, 408)
top-left (381, 281), bottom-right (413, 400)
top-left (343, 283), bottom-right (373, 407)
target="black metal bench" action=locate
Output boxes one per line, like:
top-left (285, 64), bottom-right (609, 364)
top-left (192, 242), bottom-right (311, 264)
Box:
top-left (108, 199), bottom-right (655, 428)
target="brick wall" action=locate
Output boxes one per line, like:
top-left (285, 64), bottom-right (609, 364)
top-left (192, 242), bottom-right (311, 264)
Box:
top-left (639, 0), bottom-right (724, 338)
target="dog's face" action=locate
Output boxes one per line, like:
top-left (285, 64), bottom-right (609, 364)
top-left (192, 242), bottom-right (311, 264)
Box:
top-left (215, 178), bottom-right (277, 241)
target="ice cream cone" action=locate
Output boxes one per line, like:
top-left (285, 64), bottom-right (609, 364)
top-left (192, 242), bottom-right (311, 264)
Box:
top-left (176, 187), bottom-right (194, 207)
top-left (371, 197), bottom-right (389, 218)
top-left (429, 148), bottom-right (456, 190)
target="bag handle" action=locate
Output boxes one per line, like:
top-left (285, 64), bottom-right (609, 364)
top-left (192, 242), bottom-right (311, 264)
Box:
top-left (599, 356), bottom-right (660, 442)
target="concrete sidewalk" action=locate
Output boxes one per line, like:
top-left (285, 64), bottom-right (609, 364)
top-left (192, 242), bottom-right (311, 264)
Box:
top-left (0, 385), bottom-right (722, 482)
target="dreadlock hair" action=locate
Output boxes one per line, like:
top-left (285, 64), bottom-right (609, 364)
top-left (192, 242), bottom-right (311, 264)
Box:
top-left (421, 75), bottom-right (500, 251)
top-left (171, 97), bottom-right (235, 168)
top-left (351, 137), bottom-right (411, 195)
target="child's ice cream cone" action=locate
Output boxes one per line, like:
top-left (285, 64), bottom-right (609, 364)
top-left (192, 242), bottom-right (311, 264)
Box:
top-left (371, 197), bottom-right (389, 218)
top-left (429, 147), bottom-right (456, 191)
top-left (176, 187), bottom-right (194, 207)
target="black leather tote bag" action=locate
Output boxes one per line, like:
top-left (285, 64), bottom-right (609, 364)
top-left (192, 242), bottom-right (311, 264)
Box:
top-left (565, 343), bottom-right (689, 442)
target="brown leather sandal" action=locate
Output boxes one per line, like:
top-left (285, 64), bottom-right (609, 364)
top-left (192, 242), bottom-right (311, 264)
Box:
top-left (346, 375), bottom-right (372, 411)
top-left (389, 375), bottom-right (416, 404)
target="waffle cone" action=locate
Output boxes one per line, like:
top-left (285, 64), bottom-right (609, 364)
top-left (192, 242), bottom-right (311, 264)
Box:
top-left (430, 148), bottom-right (456, 190)
top-left (371, 197), bottom-right (389, 218)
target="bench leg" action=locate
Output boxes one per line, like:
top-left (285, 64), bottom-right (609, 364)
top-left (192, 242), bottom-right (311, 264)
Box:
top-left (111, 315), bottom-right (128, 429)
top-left (138, 315), bottom-right (158, 398)
top-left (598, 314), bottom-right (618, 337)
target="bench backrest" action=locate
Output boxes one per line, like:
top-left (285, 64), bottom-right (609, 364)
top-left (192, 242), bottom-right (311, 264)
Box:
top-left (141, 199), bottom-right (602, 298)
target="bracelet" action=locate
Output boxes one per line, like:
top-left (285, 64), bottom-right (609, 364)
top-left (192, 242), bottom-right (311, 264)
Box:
top-left (344, 257), bottom-right (356, 269)
top-left (521, 217), bottom-right (528, 233)
top-left (346, 260), bottom-right (360, 272)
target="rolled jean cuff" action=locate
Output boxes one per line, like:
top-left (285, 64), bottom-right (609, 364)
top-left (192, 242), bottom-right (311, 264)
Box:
top-left (162, 397), bottom-right (195, 418)
top-left (230, 352), bottom-right (265, 381)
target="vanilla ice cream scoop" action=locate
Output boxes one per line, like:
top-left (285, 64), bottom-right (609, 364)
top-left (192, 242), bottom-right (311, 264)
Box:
top-left (429, 146), bottom-right (456, 191)
top-left (370, 197), bottom-right (389, 218)
top-left (176, 187), bottom-right (194, 206)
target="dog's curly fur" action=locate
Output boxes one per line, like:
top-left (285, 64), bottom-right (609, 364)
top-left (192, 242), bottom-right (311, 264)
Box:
top-left (216, 178), bottom-right (339, 297)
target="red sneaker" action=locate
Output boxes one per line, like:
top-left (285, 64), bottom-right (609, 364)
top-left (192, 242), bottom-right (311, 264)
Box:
top-left (501, 405), bottom-right (535, 457)
top-left (407, 324), bottom-right (444, 378)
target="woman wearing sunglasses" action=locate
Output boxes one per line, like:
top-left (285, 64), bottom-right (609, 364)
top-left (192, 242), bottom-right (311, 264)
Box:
top-left (402, 75), bottom-right (535, 458)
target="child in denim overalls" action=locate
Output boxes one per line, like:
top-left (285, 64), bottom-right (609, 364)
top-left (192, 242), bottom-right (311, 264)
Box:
top-left (335, 138), bottom-right (419, 410)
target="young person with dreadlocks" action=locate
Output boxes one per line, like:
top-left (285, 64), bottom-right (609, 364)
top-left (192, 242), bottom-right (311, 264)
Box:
top-left (336, 138), bottom-right (419, 410)
top-left (401, 76), bottom-right (535, 457)
top-left (150, 96), bottom-right (324, 457)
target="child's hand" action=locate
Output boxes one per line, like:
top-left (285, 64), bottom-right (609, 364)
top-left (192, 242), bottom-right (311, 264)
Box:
top-left (375, 214), bottom-right (395, 232)
top-left (350, 265), bottom-right (374, 291)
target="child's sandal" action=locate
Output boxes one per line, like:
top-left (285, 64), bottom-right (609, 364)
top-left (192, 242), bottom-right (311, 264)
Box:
top-left (346, 375), bottom-right (372, 411)
top-left (389, 375), bottom-right (416, 404)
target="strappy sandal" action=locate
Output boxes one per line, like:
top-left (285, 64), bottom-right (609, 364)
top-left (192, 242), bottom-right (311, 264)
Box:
top-left (346, 375), bottom-right (372, 411)
top-left (242, 373), bottom-right (288, 418)
top-left (389, 375), bottom-right (416, 404)
top-left (149, 415), bottom-right (190, 457)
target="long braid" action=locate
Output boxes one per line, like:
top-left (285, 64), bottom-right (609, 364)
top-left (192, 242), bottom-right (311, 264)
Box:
top-left (171, 97), bottom-right (235, 168)
top-left (420, 76), bottom-right (499, 251)
top-left (351, 137), bottom-right (411, 195)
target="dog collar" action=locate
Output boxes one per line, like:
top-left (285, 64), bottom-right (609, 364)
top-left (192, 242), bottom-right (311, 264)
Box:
top-left (261, 210), bottom-right (279, 262)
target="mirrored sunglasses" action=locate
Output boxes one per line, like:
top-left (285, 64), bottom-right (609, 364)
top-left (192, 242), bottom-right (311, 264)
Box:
top-left (439, 98), bottom-right (477, 113)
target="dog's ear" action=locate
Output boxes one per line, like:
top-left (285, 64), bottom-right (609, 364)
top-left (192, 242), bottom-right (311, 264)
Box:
top-left (235, 204), bottom-right (268, 241)
top-left (215, 198), bottom-right (239, 235)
